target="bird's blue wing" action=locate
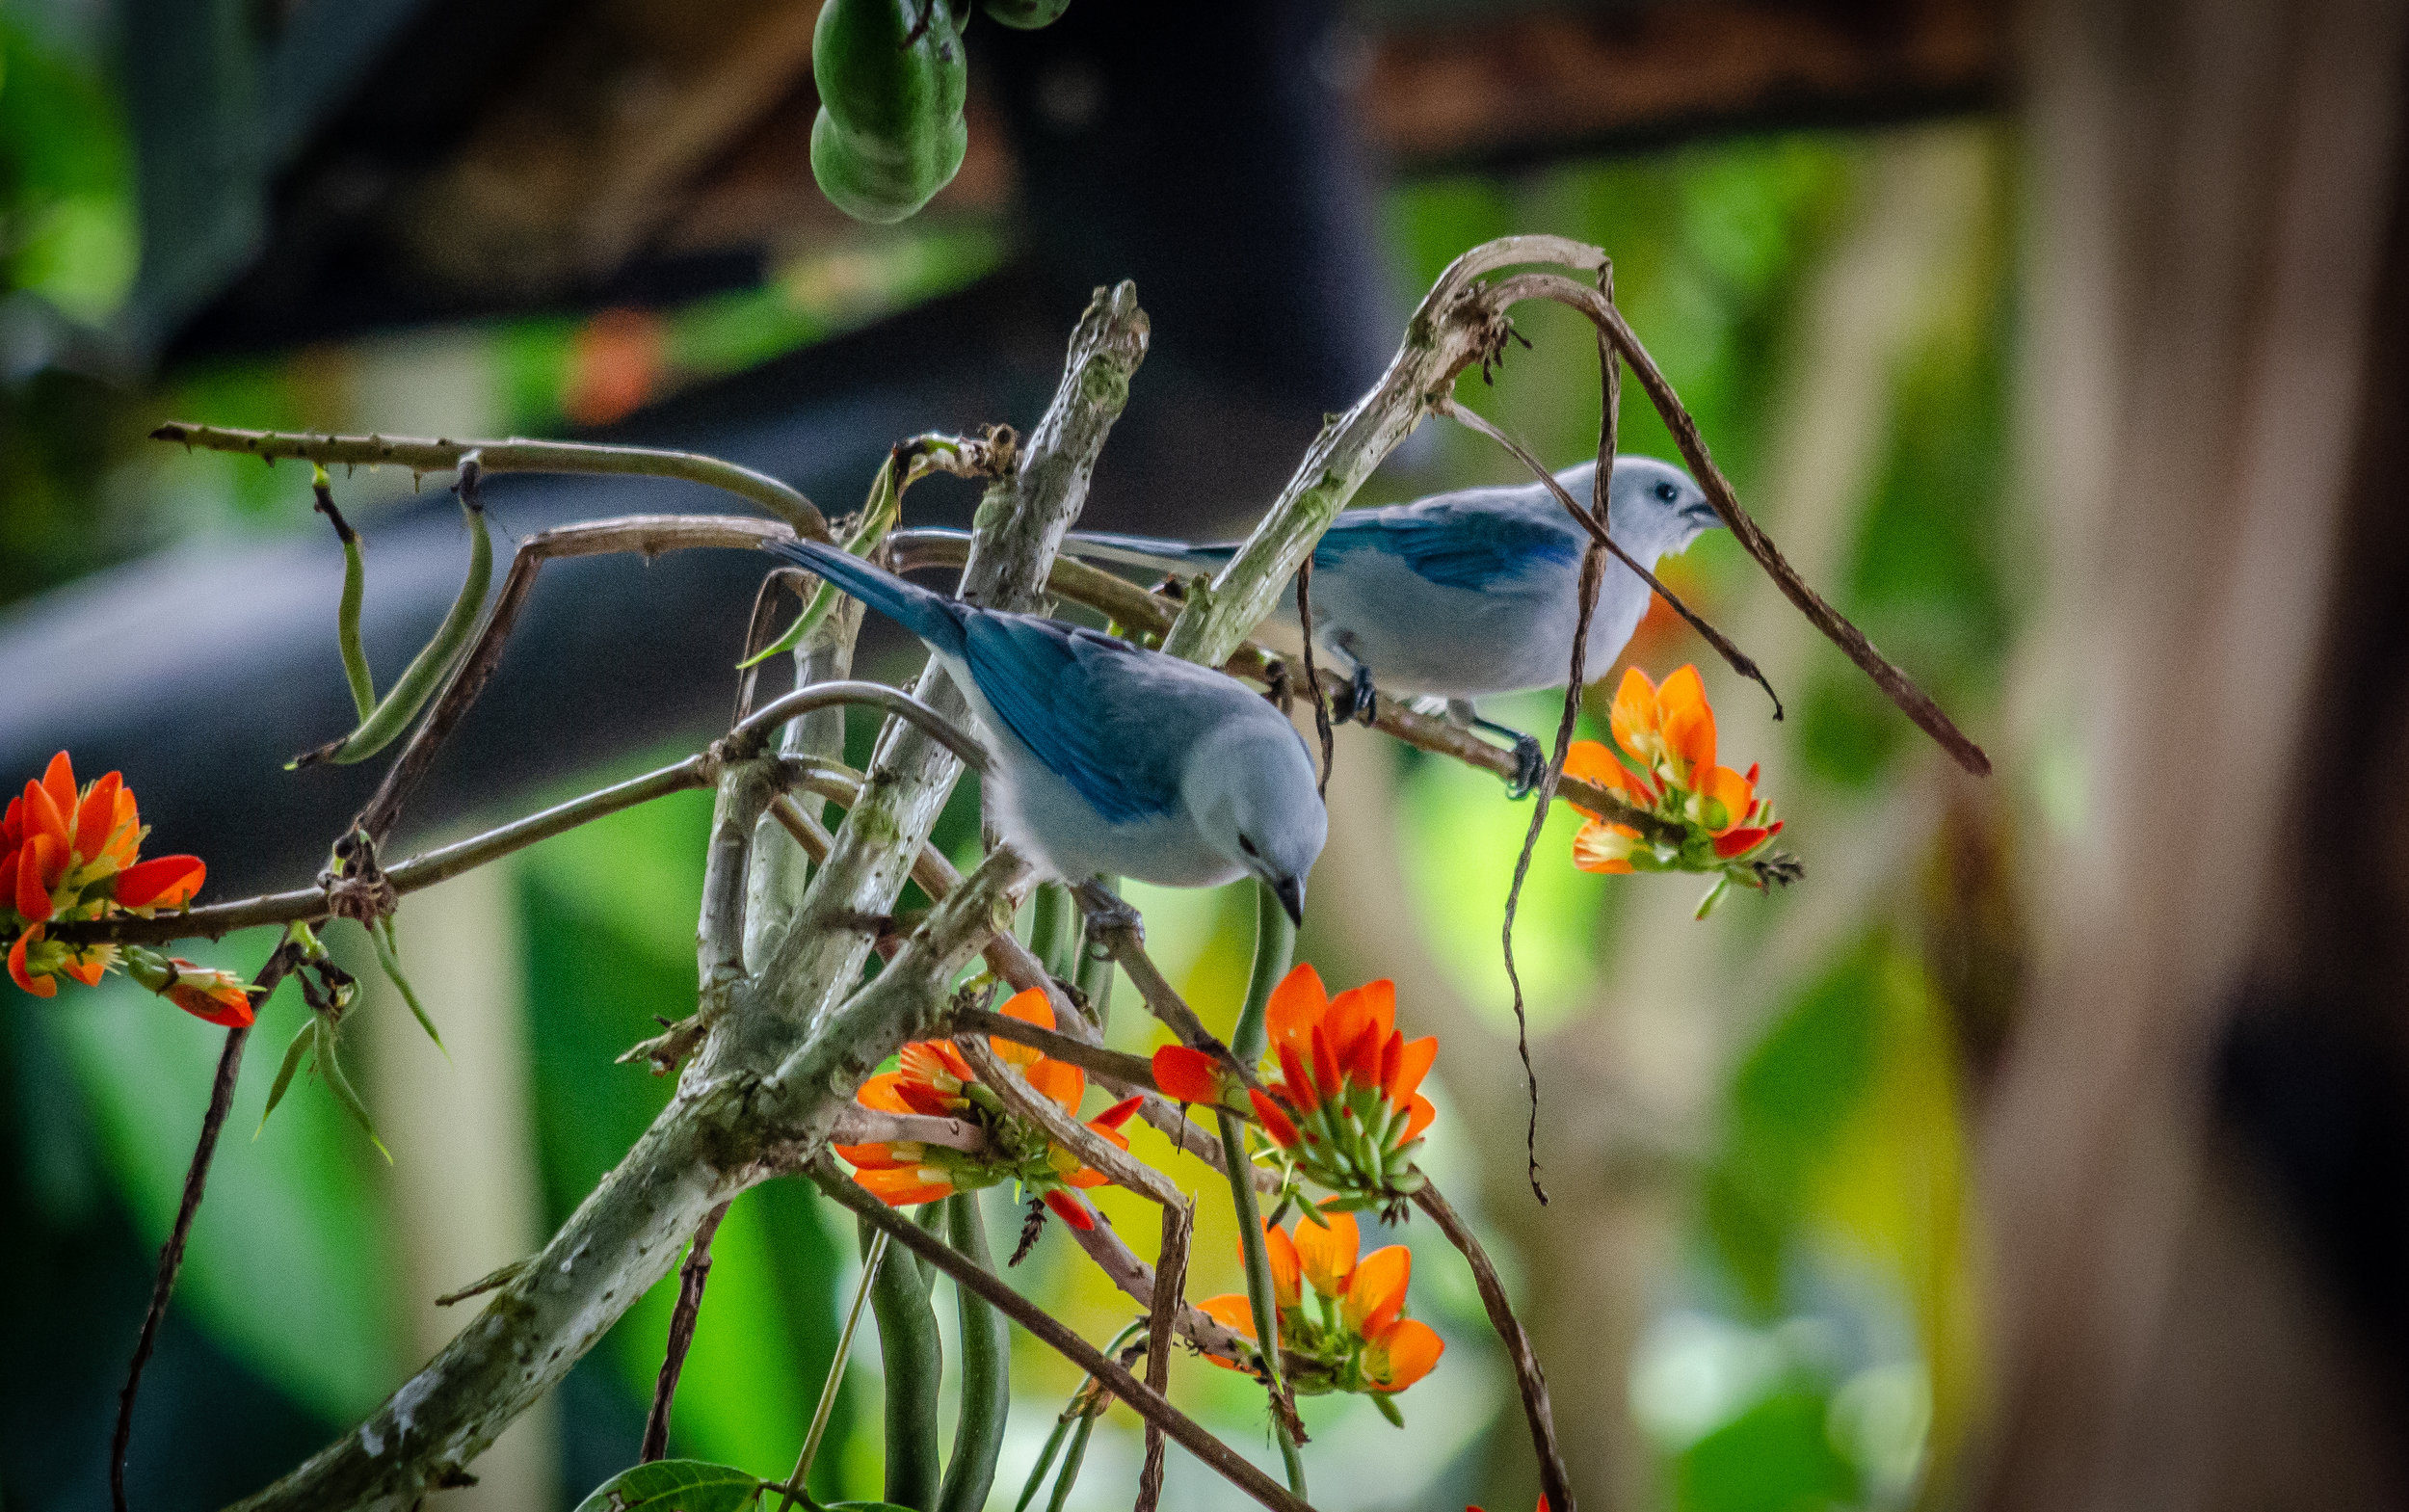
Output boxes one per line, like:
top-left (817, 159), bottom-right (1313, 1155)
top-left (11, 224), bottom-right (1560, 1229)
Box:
top-left (961, 615), bottom-right (1185, 825)
top-left (1315, 496), bottom-right (1581, 592)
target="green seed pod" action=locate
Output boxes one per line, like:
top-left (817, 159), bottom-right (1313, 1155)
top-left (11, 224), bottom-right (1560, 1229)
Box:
top-left (982, 0), bottom-right (1071, 29)
top-left (810, 0), bottom-right (969, 224)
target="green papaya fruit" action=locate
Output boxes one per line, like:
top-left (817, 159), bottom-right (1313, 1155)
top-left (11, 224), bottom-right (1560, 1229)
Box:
top-left (810, 0), bottom-right (969, 224)
top-left (981, 0), bottom-right (1072, 29)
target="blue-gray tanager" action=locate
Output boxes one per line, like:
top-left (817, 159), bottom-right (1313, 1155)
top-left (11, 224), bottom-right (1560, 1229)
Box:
top-left (1064, 456), bottom-right (1720, 792)
top-left (766, 538), bottom-right (1327, 922)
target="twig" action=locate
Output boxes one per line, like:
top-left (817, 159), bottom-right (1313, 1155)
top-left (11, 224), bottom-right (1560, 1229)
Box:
top-left (113, 938), bottom-right (298, 1512)
top-left (1438, 396), bottom-right (1782, 720)
top-left (1072, 903), bottom-right (1265, 1094)
top-left (809, 1158), bottom-right (1319, 1512)
top-left (62, 694), bottom-right (983, 956)
top-left (943, 1006), bottom-right (1158, 1092)
top-left (59, 756), bottom-right (724, 947)
top-left (641, 1201), bottom-right (730, 1462)
top-left (826, 1105), bottom-right (992, 1156)
top-left (1052, 1202), bottom-right (1255, 1362)
top-left (954, 1036), bottom-right (1181, 1207)
top-left (353, 514), bottom-right (795, 848)
top-left (775, 1230), bottom-right (887, 1512)
top-left (728, 681), bottom-right (987, 769)
top-left (1137, 1202), bottom-right (1193, 1512)
top-left (148, 423), bottom-right (826, 535)
top-left (1295, 559), bottom-right (1333, 798)
top-left (1489, 265), bottom-right (1631, 1209)
top-left (1415, 1180), bottom-right (1573, 1512)
top-left (1487, 269), bottom-right (1990, 776)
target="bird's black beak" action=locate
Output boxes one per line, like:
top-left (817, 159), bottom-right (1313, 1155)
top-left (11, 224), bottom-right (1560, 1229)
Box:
top-left (1272, 875), bottom-right (1305, 927)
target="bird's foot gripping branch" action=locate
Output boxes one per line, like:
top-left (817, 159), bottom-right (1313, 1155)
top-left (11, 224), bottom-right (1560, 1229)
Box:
top-left (20, 239), bottom-right (1988, 1512)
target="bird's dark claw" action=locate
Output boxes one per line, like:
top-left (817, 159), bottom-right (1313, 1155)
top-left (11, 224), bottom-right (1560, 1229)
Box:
top-left (1331, 663), bottom-right (1378, 727)
top-left (1073, 879), bottom-right (1144, 937)
top-left (1505, 734), bottom-right (1546, 800)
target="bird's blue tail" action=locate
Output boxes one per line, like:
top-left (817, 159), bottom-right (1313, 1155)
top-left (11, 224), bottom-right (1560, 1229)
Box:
top-left (1060, 531), bottom-right (1237, 575)
top-left (765, 538), bottom-right (968, 654)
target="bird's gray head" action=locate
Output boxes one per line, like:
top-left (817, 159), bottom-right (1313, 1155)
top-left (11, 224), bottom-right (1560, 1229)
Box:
top-left (1189, 724), bottom-right (1328, 925)
top-left (1558, 456), bottom-right (1720, 560)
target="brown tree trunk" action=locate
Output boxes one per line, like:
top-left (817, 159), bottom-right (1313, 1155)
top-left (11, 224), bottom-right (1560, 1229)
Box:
top-left (1968, 0), bottom-right (2409, 1504)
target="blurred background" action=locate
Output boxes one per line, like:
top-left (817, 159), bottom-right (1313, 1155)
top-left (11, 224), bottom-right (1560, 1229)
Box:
top-left (3, 0), bottom-right (2404, 1509)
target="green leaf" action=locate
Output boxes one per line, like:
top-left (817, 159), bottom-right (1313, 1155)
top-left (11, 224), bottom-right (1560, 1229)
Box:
top-left (314, 1016), bottom-right (392, 1163)
top-left (371, 915), bottom-right (446, 1055)
top-left (253, 1015), bottom-right (317, 1137)
top-left (572, 1459), bottom-right (767, 1512)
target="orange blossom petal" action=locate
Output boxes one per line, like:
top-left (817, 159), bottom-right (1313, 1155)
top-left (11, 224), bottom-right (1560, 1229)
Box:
top-left (1292, 1208), bottom-right (1359, 1299)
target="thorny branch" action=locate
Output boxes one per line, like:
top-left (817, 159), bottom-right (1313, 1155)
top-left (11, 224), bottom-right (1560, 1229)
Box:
top-left (112, 936), bottom-right (299, 1512)
top-left (147, 423), bottom-right (826, 535)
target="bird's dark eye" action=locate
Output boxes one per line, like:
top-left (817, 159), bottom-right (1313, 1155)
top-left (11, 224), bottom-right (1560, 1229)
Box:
top-left (1655, 481), bottom-right (1681, 503)
top-left (1237, 836), bottom-right (1259, 859)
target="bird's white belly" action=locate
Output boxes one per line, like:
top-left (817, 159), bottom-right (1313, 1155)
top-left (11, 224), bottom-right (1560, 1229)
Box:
top-left (1304, 552), bottom-right (1652, 698)
top-left (985, 756), bottom-right (1241, 887)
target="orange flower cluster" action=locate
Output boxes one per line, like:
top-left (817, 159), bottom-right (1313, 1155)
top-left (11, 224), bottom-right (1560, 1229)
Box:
top-left (837, 988), bottom-right (1142, 1231)
top-left (2, 752), bottom-right (248, 1023)
top-left (1200, 1209), bottom-right (1444, 1400)
top-left (1153, 964), bottom-right (1436, 1214)
top-left (1565, 666), bottom-right (1787, 914)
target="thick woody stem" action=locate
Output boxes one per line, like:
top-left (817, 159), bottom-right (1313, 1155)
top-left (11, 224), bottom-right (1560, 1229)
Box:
top-left (225, 848), bottom-right (1024, 1512)
top-left (738, 283), bottom-right (1147, 1075)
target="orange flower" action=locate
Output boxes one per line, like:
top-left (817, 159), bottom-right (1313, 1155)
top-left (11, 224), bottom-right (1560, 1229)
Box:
top-left (122, 951), bottom-right (257, 1028)
top-left (837, 988), bottom-right (1145, 1230)
top-left (3, 752), bottom-right (225, 1008)
top-left (1199, 1209), bottom-right (1444, 1398)
top-left (1157, 964), bottom-right (1438, 1213)
top-left (1565, 669), bottom-right (1788, 913)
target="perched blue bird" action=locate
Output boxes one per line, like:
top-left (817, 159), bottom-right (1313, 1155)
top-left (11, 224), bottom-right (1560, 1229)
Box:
top-left (766, 538), bottom-right (1327, 922)
top-left (1064, 456), bottom-right (1721, 792)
